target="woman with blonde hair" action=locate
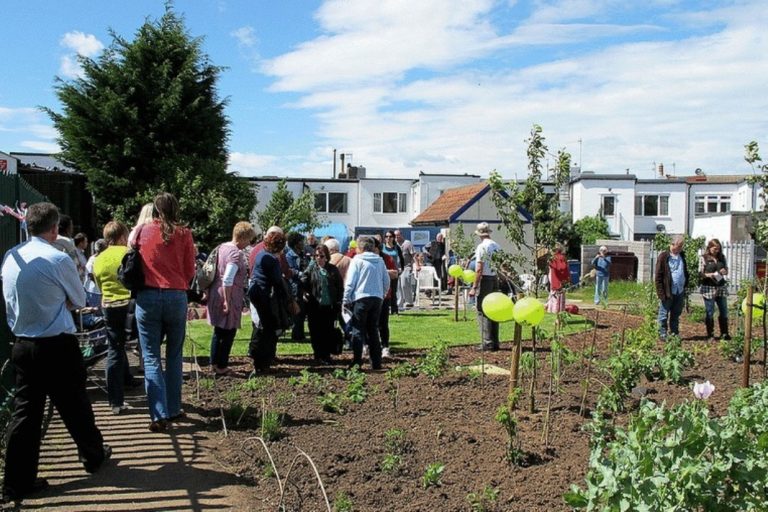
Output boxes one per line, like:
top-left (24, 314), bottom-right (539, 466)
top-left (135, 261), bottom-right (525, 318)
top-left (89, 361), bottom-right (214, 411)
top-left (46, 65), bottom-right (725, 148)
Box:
top-left (207, 221), bottom-right (256, 376)
top-left (127, 203), bottom-right (154, 246)
top-left (133, 193), bottom-right (196, 432)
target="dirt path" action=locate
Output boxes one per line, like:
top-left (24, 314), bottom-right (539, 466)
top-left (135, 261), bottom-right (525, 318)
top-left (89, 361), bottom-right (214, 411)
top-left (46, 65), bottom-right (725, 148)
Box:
top-left (15, 384), bottom-right (256, 511)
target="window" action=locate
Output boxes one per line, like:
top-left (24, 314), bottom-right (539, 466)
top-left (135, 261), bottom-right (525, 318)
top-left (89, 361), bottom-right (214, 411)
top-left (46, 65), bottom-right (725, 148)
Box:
top-left (694, 194), bottom-right (731, 216)
top-left (373, 192), bottom-right (407, 213)
top-left (601, 196), bottom-right (616, 216)
top-left (634, 195), bottom-right (669, 216)
top-left (314, 192), bottom-right (348, 213)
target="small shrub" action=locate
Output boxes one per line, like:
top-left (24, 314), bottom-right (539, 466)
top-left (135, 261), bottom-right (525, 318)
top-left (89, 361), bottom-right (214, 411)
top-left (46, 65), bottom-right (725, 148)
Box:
top-left (656, 336), bottom-right (694, 384)
top-left (420, 338), bottom-right (450, 379)
top-left (495, 389), bottom-right (523, 464)
top-left (319, 392), bottom-right (345, 413)
top-left (241, 375), bottom-right (274, 393)
top-left (380, 453), bottom-right (402, 474)
top-left (288, 369), bottom-right (326, 392)
top-left (467, 485), bottom-right (500, 512)
top-left (422, 462), bottom-right (445, 489)
top-left (333, 492), bottom-right (354, 512)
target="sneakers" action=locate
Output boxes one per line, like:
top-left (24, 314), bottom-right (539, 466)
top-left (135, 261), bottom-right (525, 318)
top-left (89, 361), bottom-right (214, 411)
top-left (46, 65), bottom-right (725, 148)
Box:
top-left (111, 403), bottom-right (130, 415)
top-left (381, 347), bottom-right (391, 359)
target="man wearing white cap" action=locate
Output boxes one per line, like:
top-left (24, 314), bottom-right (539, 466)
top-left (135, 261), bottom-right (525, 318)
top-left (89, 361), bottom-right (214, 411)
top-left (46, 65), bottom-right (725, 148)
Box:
top-left (468, 222), bottom-right (501, 351)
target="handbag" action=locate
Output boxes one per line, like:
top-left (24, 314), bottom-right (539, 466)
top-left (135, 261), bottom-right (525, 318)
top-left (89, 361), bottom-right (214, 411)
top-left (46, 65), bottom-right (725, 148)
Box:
top-left (118, 225), bottom-right (145, 291)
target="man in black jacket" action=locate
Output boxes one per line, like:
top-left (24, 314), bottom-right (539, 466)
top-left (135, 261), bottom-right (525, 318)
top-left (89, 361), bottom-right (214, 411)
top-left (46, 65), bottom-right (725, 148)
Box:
top-left (655, 235), bottom-right (689, 341)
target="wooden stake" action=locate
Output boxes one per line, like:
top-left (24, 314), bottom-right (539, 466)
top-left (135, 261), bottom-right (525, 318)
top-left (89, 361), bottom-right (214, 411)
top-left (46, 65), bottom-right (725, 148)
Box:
top-left (579, 309), bottom-right (599, 417)
top-left (454, 284), bottom-right (460, 322)
top-left (529, 327), bottom-right (537, 414)
top-left (743, 287), bottom-right (753, 388)
top-left (510, 322), bottom-right (523, 392)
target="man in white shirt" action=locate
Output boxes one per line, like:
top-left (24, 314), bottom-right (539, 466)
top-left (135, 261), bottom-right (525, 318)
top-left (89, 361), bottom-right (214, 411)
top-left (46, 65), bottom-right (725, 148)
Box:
top-left (468, 222), bottom-right (501, 351)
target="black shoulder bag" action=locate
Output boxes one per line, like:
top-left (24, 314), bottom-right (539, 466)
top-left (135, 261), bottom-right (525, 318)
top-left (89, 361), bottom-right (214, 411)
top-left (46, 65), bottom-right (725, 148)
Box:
top-left (118, 225), bottom-right (145, 292)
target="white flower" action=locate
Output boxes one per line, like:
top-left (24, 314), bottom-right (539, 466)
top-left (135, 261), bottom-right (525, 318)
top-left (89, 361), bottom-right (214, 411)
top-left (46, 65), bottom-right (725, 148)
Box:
top-left (693, 381), bottom-right (715, 400)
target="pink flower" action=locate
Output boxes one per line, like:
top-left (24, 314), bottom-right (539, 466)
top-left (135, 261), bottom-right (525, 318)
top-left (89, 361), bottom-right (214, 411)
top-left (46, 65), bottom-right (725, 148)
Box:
top-left (693, 381), bottom-right (715, 400)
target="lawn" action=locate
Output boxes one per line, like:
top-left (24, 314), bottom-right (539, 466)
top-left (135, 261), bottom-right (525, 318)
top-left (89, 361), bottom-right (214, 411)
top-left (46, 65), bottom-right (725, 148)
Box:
top-left (184, 307), bottom-right (591, 358)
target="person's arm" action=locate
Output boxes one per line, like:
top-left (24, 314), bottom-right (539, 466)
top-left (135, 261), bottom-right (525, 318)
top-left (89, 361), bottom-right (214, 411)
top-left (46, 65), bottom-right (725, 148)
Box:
top-left (343, 260), bottom-right (358, 306)
top-left (184, 230), bottom-right (197, 284)
top-left (469, 260), bottom-right (483, 296)
top-left (59, 256), bottom-right (86, 309)
top-left (221, 261), bottom-right (238, 314)
top-left (654, 253), bottom-right (665, 300)
top-left (381, 259), bottom-right (391, 296)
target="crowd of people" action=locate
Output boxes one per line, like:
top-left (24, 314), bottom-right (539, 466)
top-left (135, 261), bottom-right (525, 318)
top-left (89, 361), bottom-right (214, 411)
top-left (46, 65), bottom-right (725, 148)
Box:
top-left (0, 192), bottom-right (736, 503)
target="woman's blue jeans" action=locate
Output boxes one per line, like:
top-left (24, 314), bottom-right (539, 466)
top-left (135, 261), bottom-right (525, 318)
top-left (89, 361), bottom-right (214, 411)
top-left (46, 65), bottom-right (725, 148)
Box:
top-left (704, 294), bottom-right (728, 321)
top-left (135, 288), bottom-right (187, 421)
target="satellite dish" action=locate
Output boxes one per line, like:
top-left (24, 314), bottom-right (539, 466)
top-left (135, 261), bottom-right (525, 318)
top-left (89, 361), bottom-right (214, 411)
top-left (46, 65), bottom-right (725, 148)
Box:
top-left (694, 168), bottom-right (704, 176)
top-left (656, 224), bottom-right (666, 232)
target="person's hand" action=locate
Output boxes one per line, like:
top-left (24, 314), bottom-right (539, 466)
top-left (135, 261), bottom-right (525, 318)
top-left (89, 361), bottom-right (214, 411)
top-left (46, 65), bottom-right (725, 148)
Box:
top-left (222, 301), bottom-right (229, 314)
top-left (719, 268), bottom-right (728, 275)
top-left (468, 287), bottom-right (476, 297)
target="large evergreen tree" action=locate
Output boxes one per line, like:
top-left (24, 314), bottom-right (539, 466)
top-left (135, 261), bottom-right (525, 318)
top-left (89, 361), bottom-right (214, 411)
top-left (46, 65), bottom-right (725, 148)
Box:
top-left (45, 8), bottom-right (254, 250)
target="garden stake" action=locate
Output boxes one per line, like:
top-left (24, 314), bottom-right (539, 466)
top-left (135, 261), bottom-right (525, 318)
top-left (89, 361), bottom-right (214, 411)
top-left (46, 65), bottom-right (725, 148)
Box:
top-left (454, 285), bottom-right (460, 322)
top-left (743, 287), bottom-right (753, 387)
top-left (579, 309), bottom-right (599, 417)
top-left (619, 304), bottom-right (627, 351)
top-left (509, 323), bottom-right (523, 391)
top-left (529, 327), bottom-right (537, 414)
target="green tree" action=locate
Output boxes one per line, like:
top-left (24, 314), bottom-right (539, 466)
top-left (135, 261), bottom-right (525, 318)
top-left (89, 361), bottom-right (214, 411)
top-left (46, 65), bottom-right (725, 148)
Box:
top-left (45, 8), bottom-right (254, 250)
top-left (573, 215), bottom-right (611, 246)
top-left (746, 141), bottom-right (768, 248)
top-left (448, 223), bottom-right (476, 262)
top-left (256, 179), bottom-right (322, 234)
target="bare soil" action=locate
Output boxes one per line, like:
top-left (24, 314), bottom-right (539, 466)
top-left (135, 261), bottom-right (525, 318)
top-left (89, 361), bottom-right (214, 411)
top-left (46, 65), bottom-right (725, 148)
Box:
top-left (186, 308), bottom-right (765, 512)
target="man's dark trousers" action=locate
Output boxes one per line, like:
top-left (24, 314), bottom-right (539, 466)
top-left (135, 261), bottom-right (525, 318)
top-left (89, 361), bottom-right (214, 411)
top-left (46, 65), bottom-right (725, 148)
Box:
top-left (4, 334), bottom-right (105, 498)
top-left (350, 297), bottom-right (383, 369)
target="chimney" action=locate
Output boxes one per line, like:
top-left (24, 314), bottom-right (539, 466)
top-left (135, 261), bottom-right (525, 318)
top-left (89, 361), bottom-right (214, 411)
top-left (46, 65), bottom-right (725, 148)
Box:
top-left (333, 148), bottom-right (337, 179)
top-left (658, 163), bottom-right (664, 177)
top-left (340, 153), bottom-right (345, 178)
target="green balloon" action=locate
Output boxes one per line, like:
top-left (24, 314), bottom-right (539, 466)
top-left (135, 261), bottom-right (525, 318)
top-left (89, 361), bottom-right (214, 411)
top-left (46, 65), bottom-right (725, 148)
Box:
top-left (482, 292), bottom-right (514, 322)
top-left (448, 264), bottom-right (464, 278)
top-left (742, 293), bottom-right (766, 317)
top-left (513, 296), bottom-right (545, 327)
top-left (462, 269), bottom-right (476, 284)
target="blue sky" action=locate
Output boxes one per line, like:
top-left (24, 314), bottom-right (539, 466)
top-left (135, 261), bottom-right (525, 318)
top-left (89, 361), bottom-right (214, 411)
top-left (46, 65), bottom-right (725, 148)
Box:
top-left (1, 0), bottom-right (766, 179)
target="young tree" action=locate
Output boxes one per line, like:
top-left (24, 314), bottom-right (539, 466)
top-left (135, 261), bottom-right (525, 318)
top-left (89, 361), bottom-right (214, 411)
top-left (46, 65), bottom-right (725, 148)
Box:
top-left (45, 8), bottom-right (254, 250)
top-left (573, 215), bottom-right (611, 247)
top-left (448, 223), bottom-right (475, 263)
top-left (256, 179), bottom-right (322, 234)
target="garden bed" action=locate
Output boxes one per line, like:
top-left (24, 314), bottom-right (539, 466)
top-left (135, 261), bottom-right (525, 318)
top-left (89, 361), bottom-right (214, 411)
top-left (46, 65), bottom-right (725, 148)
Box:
top-left (183, 308), bottom-right (764, 511)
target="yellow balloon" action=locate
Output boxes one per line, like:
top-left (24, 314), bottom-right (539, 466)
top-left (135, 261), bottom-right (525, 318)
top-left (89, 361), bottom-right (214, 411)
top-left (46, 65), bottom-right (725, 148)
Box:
top-left (448, 264), bottom-right (464, 278)
top-left (462, 269), bottom-right (476, 284)
top-left (482, 292), bottom-right (514, 322)
top-left (349, 240), bottom-right (357, 249)
top-left (742, 292), bottom-right (766, 317)
top-left (513, 296), bottom-right (545, 327)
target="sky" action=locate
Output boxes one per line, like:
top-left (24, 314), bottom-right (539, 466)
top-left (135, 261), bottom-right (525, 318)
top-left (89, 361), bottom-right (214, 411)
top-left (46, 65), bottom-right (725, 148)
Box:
top-left (1, 0), bottom-right (766, 180)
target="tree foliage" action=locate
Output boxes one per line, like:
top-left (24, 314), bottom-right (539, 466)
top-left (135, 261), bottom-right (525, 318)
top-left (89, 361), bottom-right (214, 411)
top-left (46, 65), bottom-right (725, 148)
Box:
top-left (448, 223), bottom-right (476, 262)
top-left (745, 140), bottom-right (768, 247)
top-left (573, 215), bottom-right (611, 247)
top-left (256, 179), bottom-right (322, 234)
top-left (45, 8), bottom-right (254, 250)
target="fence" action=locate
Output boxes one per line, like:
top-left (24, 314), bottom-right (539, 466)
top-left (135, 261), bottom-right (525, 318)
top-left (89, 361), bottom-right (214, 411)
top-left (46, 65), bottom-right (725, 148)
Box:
top-left (650, 240), bottom-right (755, 295)
top-left (0, 173), bottom-right (47, 388)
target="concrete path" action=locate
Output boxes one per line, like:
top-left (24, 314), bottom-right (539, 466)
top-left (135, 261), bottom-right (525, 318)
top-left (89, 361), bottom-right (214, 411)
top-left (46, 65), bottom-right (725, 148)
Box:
top-left (14, 370), bottom-right (249, 511)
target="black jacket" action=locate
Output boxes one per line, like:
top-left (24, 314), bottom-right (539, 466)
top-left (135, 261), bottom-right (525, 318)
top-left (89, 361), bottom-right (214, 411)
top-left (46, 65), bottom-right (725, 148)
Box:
top-left (655, 250), bottom-right (689, 301)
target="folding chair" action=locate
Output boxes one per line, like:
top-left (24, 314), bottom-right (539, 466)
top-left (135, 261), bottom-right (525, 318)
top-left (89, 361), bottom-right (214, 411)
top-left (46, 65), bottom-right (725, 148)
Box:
top-left (415, 266), bottom-right (442, 308)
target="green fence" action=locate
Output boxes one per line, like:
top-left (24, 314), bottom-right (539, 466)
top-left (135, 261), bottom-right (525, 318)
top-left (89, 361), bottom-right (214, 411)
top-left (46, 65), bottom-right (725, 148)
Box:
top-left (0, 173), bottom-right (47, 388)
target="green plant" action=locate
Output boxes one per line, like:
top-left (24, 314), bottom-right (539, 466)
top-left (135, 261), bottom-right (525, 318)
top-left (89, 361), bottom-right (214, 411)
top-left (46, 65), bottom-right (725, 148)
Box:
top-left (289, 369), bottom-right (327, 393)
top-left (336, 366), bottom-right (368, 404)
top-left (565, 381), bottom-right (768, 511)
top-left (380, 428), bottom-right (408, 473)
top-left (495, 389), bottom-right (523, 464)
top-left (199, 377), bottom-right (215, 391)
top-left (333, 491), bottom-right (354, 512)
top-left (419, 338), bottom-right (450, 379)
top-left (380, 453), bottom-right (402, 474)
top-left (422, 462), bottom-right (445, 489)
top-left (319, 392), bottom-right (345, 414)
top-left (719, 331), bottom-right (760, 362)
top-left (655, 336), bottom-right (694, 384)
top-left (260, 409), bottom-right (282, 442)
top-left (467, 485), bottom-right (500, 512)
top-left (241, 375), bottom-right (274, 393)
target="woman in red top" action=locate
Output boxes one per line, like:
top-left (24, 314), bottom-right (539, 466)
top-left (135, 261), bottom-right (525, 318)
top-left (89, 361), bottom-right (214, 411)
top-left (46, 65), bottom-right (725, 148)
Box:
top-left (547, 243), bottom-right (570, 316)
top-left (134, 193), bottom-right (196, 433)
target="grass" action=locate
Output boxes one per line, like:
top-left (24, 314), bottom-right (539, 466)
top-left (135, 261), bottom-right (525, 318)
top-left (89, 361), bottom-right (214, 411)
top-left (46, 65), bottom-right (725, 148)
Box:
top-left (184, 307), bottom-right (591, 358)
top-left (566, 279), bottom-right (647, 305)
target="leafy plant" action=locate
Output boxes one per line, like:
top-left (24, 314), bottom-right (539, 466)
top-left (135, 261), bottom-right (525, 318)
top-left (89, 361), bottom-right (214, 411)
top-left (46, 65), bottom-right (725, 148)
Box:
top-left (289, 369), bottom-right (327, 393)
top-left (565, 381), bottom-right (768, 511)
top-left (656, 335), bottom-right (694, 384)
top-left (467, 485), bottom-right (500, 512)
top-left (422, 462), bottom-right (445, 489)
top-left (241, 376), bottom-right (275, 393)
top-left (199, 377), bottom-right (215, 390)
top-left (380, 453), bottom-right (402, 474)
top-left (336, 366), bottom-right (368, 404)
top-left (380, 428), bottom-right (409, 474)
top-left (333, 491), bottom-right (354, 512)
top-left (495, 389), bottom-right (523, 464)
top-left (719, 331), bottom-right (760, 362)
top-left (319, 392), bottom-right (345, 414)
top-left (419, 338), bottom-right (450, 379)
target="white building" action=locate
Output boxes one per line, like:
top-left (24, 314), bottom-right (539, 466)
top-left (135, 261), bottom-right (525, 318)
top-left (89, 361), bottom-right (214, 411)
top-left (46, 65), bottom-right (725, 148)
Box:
top-left (0, 152), bottom-right (18, 175)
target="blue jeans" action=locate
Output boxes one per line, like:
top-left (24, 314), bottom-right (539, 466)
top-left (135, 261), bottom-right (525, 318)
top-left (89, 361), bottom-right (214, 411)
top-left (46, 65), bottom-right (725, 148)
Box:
top-left (349, 297), bottom-right (383, 368)
top-left (135, 289), bottom-right (187, 421)
top-left (103, 304), bottom-right (132, 407)
top-left (658, 293), bottom-right (685, 339)
top-left (594, 275), bottom-right (609, 305)
top-left (704, 294), bottom-right (728, 322)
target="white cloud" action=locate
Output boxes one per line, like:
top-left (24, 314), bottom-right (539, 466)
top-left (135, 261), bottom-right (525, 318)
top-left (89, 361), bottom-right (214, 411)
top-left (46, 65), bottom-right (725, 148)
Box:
top-left (228, 152), bottom-right (278, 176)
top-left (19, 140), bottom-right (60, 153)
top-left (231, 26), bottom-right (257, 47)
top-left (0, 106), bottom-right (59, 154)
top-left (252, 0), bottom-right (768, 178)
top-left (59, 31), bottom-right (104, 79)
